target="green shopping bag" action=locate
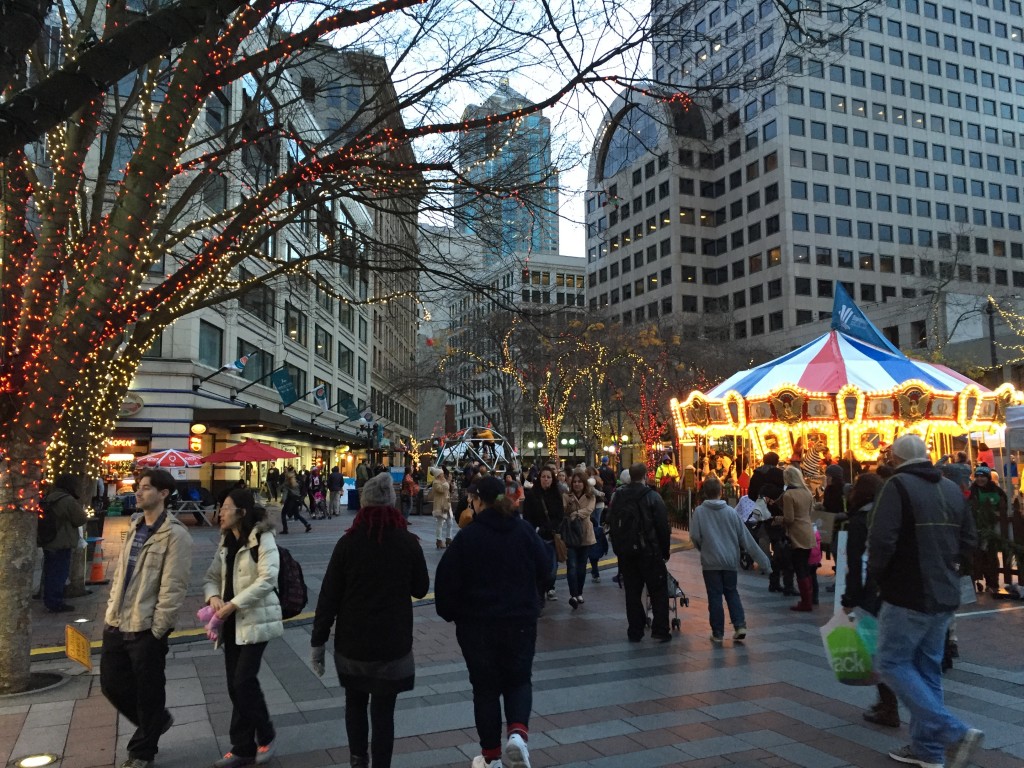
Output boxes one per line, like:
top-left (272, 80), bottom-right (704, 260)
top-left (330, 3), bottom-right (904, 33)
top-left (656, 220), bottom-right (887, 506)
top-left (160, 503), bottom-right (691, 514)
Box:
top-left (820, 611), bottom-right (878, 686)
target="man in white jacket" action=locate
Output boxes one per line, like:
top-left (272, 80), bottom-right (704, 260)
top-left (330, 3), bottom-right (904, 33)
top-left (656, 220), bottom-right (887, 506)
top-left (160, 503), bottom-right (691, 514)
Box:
top-left (690, 476), bottom-right (771, 644)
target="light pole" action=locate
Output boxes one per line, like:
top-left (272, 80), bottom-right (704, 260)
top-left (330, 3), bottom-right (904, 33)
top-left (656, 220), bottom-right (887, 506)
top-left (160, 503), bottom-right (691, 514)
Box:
top-left (986, 298), bottom-right (999, 371)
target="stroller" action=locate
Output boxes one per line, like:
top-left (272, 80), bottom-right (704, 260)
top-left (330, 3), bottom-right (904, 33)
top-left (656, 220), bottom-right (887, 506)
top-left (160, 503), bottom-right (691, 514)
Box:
top-left (736, 495), bottom-right (772, 570)
top-left (309, 491), bottom-right (329, 520)
top-left (645, 571), bottom-right (689, 632)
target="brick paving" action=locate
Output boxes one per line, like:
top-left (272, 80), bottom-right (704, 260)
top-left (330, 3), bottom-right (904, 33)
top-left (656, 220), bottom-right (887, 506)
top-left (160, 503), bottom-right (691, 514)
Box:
top-left (5, 510), bottom-right (1023, 768)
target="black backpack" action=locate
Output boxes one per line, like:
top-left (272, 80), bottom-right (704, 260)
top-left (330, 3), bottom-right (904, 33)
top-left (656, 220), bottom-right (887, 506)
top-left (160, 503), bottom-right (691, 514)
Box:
top-left (37, 497), bottom-right (57, 547)
top-left (607, 488), bottom-right (658, 556)
top-left (252, 535), bottom-right (308, 619)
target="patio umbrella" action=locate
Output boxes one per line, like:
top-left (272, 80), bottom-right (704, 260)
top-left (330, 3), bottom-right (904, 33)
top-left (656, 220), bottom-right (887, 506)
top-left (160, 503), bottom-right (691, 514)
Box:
top-left (135, 448), bottom-right (205, 468)
top-left (201, 438), bottom-right (298, 464)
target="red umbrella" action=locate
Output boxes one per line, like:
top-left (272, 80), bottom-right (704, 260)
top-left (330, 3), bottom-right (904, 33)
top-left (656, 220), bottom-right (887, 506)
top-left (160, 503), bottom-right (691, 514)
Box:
top-left (201, 438), bottom-right (299, 464)
top-left (135, 448), bottom-right (205, 468)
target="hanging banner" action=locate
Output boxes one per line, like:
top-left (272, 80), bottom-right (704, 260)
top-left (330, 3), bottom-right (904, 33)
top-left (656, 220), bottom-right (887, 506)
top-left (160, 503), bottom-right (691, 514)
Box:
top-left (313, 383), bottom-right (329, 410)
top-left (271, 369), bottom-right (299, 407)
top-left (339, 396), bottom-right (361, 420)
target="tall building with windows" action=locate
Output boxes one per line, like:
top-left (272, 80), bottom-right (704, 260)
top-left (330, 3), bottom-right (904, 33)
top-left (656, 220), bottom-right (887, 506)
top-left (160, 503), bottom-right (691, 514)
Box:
top-left (585, 0), bottom-right (1024, 357)
top-left (455, 80), bottom-right (560, 260)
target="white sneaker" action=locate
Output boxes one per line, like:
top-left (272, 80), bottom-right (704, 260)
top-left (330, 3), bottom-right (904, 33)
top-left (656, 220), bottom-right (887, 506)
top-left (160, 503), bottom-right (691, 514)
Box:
top-left (545, 590), bottom-right (557, 601)
top-left (504, 733), bottom-right (531, 768)
top-left (470, 758), bottom-right (502, 768)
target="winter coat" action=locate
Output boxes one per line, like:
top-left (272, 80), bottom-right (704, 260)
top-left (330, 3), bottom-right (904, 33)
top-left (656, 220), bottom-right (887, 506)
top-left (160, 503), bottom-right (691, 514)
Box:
top-left (561, 491), bottom-right (597, 547)
top-left (522, 484), bottom-right (564, 541)
top-left (690, 498), bottom-right (771, 573)
top-left (606, 482), bottom-right (671, 561)
top-left (868, 461), bottom-right (977, 614)
top-left (435, 506), bottom-right (548, 624)
top-left (203, 522), bottom-right (283, 645)
top-left (782, 486), bottom-right (816, 550)
top-left (327, 470), bottom-right (345, 492)
top-left (747, 464), bottom-right (784, 510)
top-left (431, 478), bottom-right (451, 516)
top-left (41, 488), bottom-right (87, 551)
top-left (311, 517), bottom-right (429, 664)
top-left (104, 512), bottom-right (192, 638)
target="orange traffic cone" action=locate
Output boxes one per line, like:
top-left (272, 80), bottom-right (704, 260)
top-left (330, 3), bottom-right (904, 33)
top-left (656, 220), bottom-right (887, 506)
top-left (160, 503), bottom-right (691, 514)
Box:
top-left (87, 539), bottom-right (109, 585)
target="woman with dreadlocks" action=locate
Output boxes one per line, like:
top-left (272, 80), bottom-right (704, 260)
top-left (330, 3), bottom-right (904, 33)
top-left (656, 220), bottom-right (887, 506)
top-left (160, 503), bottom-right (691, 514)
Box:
top-left (310, 472), bottom-right (429, 768)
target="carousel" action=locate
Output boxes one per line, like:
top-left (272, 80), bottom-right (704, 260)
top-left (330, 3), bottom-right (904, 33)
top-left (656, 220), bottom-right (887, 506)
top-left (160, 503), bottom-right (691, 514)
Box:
top-left (670, 289), bottom-right (1024, 466)
top-left (435, 425), bottom-right (520, 474)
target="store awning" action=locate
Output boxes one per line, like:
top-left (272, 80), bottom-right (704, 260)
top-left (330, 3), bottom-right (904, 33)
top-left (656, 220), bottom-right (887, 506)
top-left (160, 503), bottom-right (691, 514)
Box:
top-left (192, 407), bottom-right (291, 433)
top-left (277, 417), bottom-right (369, 448)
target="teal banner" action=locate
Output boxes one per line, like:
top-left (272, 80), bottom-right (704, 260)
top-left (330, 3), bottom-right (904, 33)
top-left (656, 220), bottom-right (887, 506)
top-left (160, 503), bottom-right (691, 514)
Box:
top-left (271, 368), bottom-right (299, 406)
top-left (339, 396), bottom-right (361, 420)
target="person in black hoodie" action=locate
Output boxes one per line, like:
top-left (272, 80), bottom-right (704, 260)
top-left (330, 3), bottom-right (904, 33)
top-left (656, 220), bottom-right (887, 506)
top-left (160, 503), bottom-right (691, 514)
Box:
top-left (310, 472), bottom-right (429, 768)
top-left (521, 466), bottom-right (564, 601)
top-left (747, 452), bottom-right (793, 595)
top-left (435, 475), bottom-right (548, 768)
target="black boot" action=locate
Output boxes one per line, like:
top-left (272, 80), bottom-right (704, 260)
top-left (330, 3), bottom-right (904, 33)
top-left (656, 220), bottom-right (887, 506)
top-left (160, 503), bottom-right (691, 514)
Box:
top-left (863, 684), bottom-right (900, 727)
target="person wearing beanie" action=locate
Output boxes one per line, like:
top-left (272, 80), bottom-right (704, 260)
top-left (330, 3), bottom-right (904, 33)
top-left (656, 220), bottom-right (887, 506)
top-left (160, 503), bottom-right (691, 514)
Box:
top-left (310, 470), bottom-right (429, 768)
top-left (435, 474), bottom-right (548, 768)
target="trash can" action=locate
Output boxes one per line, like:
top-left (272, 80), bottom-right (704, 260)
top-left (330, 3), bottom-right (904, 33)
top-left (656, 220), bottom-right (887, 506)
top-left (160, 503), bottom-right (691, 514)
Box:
top-left (347, 488), bottom-right (359, 510)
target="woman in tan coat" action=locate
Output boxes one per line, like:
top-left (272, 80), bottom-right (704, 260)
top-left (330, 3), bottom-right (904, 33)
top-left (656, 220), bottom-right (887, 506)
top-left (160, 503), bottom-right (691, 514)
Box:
top-left (781, 466), bottom-right (816, 612)
top-left (430, 467), bottom-right (453, 548)
top-left (562, 469), bottom-right (597, 610)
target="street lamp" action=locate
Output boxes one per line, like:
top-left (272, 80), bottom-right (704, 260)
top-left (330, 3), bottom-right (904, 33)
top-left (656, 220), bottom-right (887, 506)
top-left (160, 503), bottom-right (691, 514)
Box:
top-left (986, 298), bottom-right (999, 370)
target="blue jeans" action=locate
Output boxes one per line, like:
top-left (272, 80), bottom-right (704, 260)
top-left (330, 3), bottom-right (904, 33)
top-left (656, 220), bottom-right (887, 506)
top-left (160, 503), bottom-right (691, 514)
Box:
top-left (566, 547), bottom-right (589, 597)
top-left (876, 602), bottom-right (969, 764)
top-left (702, 570), bottom-right (745, 637)
top-left (43, 548), bottom-right (72, 610)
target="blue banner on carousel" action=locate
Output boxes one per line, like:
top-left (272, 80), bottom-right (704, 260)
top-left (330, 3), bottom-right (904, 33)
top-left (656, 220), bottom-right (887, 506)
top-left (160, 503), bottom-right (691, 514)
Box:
top-left (831, 282), bottom-right (904, 356)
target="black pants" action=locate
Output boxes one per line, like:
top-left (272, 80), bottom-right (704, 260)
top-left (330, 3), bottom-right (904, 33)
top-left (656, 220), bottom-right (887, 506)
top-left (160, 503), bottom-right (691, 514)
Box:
top-left (100, 627), bottom-right (170, 761)
top-left (618, 555), bottom-right (669, 639)
top-left (791, 547), bottom-right (811, 579)
top-left (224, 639), bottom-right (274, 757)
top-left (844, 515), bottom-right (868, 607)
top-left (456, 621), bottom-right (536, 753)
top-left (345, 688), bottom-right (398, 767)
top-left (281, 499), bottom-right (310, 533)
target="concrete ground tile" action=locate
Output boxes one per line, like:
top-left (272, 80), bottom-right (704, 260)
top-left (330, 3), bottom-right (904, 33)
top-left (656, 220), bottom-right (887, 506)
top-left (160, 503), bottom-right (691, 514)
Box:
top-left (562, 744), bottom-right (689, 768)
top-left (736, 729), bottom-right (795, 749)
top-left (547, 718), bottom-right (639, 745)
top-left (668, 721), bottom-right (728, 743)
top-left (767, 742), bottom-right (849, 768)
top-left (587, 733), bottom-right (648, 757)
top-left (699, 701), bottom-right (767, 720)
top-left (392, 746), bottom-right (471, 767)
top-left (678, 734), bottom-right (763, 759)
top-left (625, 708), bottom-right (714, 731)
top-left (12, 723), bottom-right (70, 758)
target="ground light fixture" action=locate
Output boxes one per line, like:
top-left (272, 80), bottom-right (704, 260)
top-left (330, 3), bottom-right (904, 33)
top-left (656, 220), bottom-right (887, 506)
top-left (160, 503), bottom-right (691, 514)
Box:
top-left (10, 755), bottom-right (60, 767)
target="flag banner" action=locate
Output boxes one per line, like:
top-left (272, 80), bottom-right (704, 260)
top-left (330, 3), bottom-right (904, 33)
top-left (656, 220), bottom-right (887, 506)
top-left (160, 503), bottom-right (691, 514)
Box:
top-left (831, 284), bottom-right (903, 355)
top-left (224, 350), bottom-right (257, 372)
top-left (313, 383), bottom-right (329, 410)
top-left (271, 368), bottom-right (299, 406)
top-left (339, 396), bottom-right (360, 420)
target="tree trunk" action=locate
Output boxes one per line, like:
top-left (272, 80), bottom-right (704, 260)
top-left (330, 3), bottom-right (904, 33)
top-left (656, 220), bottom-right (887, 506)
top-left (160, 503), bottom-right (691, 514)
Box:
top-left (0, 436), bottom-right (45, 694)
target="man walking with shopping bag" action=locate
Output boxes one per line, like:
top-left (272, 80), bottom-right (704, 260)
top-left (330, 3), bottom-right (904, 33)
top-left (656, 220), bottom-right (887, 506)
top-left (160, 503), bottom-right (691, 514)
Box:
top-left (868, 434), bottom-right (981, 768)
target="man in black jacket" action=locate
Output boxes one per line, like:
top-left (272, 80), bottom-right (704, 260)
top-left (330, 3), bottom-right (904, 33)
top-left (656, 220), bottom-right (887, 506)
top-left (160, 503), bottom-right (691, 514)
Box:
top-left (747, 452), bottom-right (792, 595)
top-left (868, 434), bottom-right (982, 768)
top-left (607, 463), bottom-right (672, 642)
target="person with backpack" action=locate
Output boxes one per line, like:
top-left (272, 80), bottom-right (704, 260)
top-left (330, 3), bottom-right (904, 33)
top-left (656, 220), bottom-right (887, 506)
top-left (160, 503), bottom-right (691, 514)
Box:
top-left (605, 463), bottom-right (672, 642)
top-left (310, 471), bottom-right (429, 768)
top-left (40, 473), bottom-right (88, 613)
top-left (203, 489), bottom-right (283, 767)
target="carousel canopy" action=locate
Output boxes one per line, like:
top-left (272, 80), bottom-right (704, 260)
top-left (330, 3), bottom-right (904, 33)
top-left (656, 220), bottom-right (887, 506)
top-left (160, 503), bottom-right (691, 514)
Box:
top-left (707, 329), bottom-right (984, 400)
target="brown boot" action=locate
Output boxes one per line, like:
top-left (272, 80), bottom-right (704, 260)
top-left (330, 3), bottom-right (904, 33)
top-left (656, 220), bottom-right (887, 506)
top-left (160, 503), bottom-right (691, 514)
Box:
top-left (445, 537), bottom-right (452, 547)
top-left (436, 539), bottom-right (443, 549)
top-left (863, 684), bottom-right (900, 727)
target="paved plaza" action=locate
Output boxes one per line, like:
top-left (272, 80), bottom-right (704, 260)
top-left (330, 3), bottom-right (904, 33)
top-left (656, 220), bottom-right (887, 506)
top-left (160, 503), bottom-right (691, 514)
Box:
top-left (3, 509), bottom-right (1023, 768)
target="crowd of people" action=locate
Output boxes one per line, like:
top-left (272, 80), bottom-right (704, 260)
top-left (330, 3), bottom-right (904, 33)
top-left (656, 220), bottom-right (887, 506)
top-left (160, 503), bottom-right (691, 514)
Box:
top-left (62, 429), bottom-right (1001, 768)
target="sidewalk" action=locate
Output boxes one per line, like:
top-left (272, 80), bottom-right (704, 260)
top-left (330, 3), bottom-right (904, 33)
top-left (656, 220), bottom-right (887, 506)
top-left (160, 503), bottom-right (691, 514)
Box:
top-left (8, 515), bottom-right (1024, 768)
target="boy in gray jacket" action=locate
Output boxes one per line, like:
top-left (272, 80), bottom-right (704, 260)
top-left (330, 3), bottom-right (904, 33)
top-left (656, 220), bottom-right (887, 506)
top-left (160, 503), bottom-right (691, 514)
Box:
top-left (690, 476), bottom-right (771, 643)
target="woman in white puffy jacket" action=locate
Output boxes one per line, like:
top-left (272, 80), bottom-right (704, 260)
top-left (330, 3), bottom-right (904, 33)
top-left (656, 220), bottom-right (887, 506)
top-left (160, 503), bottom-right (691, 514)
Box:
top-left (203, 489), bottom-right (283, 767)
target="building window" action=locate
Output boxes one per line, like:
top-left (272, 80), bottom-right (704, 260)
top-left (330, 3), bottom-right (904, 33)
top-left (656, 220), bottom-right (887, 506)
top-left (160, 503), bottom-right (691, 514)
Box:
top-left (285, 303), bottom-right (307, 345)
top-left (357, 358), bottom-right (367, 383)
top-left (198, 320), bottom-right (223, 368)
top-left (237, 339), bottom-right (271, 383)
top-left (314, 325), bottom-right (332, 362)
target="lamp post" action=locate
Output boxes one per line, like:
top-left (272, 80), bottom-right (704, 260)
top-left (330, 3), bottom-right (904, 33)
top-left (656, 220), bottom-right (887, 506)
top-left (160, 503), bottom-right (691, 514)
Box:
top-left (527, 440), bottom-right (544, 467)
top-left (986, 298), bottom-right (999, 372)
top-left (356, 416), bottom-right (378, 465)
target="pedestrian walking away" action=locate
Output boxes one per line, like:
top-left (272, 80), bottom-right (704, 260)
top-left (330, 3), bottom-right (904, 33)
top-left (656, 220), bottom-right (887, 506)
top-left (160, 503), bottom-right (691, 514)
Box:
top-left (435, 475), bottom-right (549, 768)
top-left (327, 466), bottom-right (345, 518)
top-left (868, 434), bottom-right (983, 768)
top-left (100, 468), bottom-right (192, 768)
top-left (605, 463), bottom-right (672, 642)
top-left (40, 473), bottom-right (88, 613)
top-left (279, 471), bottom-right (312, 534)
top-left (203, 490), bottom-right (283, 767)
top-left (689, 476), bottom-right (771, 643)
top-left (311, 472), bottom-right (429, 768)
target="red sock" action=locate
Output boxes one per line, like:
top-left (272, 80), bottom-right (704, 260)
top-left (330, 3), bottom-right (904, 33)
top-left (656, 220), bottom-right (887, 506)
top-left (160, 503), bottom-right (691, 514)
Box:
top-left (482, 746), bottom-right (502, 761)
top-left (507, 723), bottom-right (529, 740)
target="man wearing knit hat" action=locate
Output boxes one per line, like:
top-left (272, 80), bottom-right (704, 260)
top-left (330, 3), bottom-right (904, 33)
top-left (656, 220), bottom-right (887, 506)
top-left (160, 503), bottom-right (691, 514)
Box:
top-left (869, 434), bottom-right (982, 768)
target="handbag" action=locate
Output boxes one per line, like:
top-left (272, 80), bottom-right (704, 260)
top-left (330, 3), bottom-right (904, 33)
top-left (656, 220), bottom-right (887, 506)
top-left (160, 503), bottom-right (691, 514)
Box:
top-left (552, 534), bottom-right (568, 563)
top-left (559, 516), bottom-right (586, 548)
top-left (820, 610), bottom-right (879, 686)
